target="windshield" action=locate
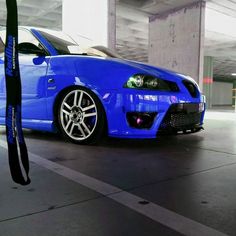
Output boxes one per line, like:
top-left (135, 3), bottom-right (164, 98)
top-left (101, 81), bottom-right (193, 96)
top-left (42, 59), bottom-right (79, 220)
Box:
top-left (38, 29), bottom-right (121, 58)
top-left (38, 30), bottom-right (77, 55)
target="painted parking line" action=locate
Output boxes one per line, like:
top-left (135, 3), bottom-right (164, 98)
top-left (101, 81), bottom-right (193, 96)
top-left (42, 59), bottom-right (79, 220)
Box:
top-left (0, 139), bottom-right (228, 236)
top-left (205, 112), bottom-right (236, 121)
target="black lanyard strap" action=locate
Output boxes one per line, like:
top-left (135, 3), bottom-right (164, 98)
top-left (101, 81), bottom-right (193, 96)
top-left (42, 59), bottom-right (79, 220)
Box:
top-left (4, 0), bottom-right (30, 185)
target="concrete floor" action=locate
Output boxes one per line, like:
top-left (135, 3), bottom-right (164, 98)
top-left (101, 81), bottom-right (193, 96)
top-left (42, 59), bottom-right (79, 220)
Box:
top-left (0, 110), bottom-right (235, 236)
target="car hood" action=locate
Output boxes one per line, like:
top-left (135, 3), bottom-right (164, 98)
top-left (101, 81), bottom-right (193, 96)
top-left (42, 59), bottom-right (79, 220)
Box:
top-left (109, 58), bottom-right (188, 82)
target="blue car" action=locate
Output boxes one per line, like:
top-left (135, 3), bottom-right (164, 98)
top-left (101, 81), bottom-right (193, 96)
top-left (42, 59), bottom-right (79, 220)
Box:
top-left (0, 27), bottom-right (205, 144)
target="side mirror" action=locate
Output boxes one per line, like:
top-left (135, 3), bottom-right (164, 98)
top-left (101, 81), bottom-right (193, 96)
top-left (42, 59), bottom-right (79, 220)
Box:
top-left (18, 42), bottom-right (46, 56)
top-left (33, 56), bottom-right (46, 65)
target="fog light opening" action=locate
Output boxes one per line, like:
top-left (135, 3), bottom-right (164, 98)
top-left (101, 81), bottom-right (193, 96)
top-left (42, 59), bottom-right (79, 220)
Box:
top-left (127, 112), bottom-right (157, 129)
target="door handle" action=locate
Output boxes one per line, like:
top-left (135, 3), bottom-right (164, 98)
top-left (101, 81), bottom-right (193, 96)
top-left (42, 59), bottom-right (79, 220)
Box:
top-left (48, 78), bottom-right (55, 83)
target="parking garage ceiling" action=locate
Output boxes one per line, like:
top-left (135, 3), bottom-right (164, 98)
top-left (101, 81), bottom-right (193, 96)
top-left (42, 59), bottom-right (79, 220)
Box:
top-left (0, 0), bottom-right (235, 80)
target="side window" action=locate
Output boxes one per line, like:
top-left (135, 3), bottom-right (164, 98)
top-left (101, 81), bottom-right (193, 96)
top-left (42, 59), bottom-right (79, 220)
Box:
top-left (0, 29), bottom-right (46, 55)
top-left (18, 29), bottom-right (41, 47)
top-left (18, 29), bottom-right (47, 55)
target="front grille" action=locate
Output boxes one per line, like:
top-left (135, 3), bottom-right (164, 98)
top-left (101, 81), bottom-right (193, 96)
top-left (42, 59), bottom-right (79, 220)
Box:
top-left (160, 113), bottom-right (202, 129)
top-left (165, 80), bottom-right (179, 92)
top-left (159, 103), bottom-right (203, 134)
top-left (182, 80), bottom-right (199, 98)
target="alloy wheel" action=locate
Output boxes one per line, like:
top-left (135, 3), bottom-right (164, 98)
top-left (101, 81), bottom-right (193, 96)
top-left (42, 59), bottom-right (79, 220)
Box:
top-left (60, 89), bottom-right (98, 141)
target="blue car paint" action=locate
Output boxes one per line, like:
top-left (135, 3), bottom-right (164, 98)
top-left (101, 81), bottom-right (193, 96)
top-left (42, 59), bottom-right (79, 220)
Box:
top-left (0, 27), bottom-right (205, 138)
top-left (0, 55), bottom-right (48, 116)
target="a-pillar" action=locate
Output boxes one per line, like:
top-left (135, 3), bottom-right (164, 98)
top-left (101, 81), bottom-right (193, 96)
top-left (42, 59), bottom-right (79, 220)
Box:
top-left (203, 56), bottom-right (213, 109)
top-left (233, 80), bottom-right (236, 108)
top-left (149, 1), bottom-right (205, 90)
top-left (62, 0), bottom-right (116, 49)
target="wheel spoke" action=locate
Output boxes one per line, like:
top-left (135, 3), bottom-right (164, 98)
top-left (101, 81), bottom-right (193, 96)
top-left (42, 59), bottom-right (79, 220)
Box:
top-left (64, 102), bottom-right (72, 110)
top-left (82, 104), bottom-right (95, 112)
top-left (69, 123), bottom-right (75, 135)
top-left (65, 119), bottom-right (72, 131)
top-left (78, 91), bottom-right (83, 107)
top-left (77, 124), bottom-right (86, 137)
top-left (73, 91), bottom-right (78, 107)
top-left (84, 112), bottom-right (97, 118)
top-left (81, 122), bottom-right (91, 135)
top-left (62, 109), bottom-right (70, 116)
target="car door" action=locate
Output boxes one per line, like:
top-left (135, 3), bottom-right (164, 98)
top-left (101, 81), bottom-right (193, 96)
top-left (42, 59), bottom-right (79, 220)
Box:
top-left (0, 28), bottom-right (49, 120)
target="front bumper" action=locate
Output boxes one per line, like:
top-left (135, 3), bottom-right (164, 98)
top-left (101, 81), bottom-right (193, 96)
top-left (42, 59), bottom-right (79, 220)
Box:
top-left (158, 103), bottom-right (204, 134)
top-left (102, 89), bottom-right (205, 139)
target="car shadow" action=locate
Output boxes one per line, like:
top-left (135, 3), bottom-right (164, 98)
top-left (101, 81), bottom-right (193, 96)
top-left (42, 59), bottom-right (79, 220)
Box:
top-left (0, 126), bottom-right (205, 151)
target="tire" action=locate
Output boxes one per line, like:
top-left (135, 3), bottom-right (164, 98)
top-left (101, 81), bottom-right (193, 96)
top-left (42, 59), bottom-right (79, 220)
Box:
top-left (57, 87), bottom-right (106, 144)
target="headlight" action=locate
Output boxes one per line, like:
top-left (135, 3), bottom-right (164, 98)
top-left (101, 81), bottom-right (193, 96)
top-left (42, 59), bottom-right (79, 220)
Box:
top-left (124, 74), bottom-right (176, 91)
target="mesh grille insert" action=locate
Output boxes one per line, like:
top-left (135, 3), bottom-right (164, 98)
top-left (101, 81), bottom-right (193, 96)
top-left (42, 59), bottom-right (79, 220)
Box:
top-left (159, 103), bottom-right (203, 133)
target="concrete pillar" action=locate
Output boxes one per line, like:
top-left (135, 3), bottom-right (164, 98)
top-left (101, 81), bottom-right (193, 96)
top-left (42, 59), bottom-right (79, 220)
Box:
top-left (62, 0), bottom-right (116, 49)
top-left (149, 1), bottom-right (205, 90)
top-left (203, 56), bottom-right (213, 109)
top-left (233, 80), bottom-right (236, 107)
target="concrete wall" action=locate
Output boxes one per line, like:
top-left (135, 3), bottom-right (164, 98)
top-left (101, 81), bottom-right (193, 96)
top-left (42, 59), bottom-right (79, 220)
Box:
top-left (149, 1), bottom-right (205, 88)
top-left (212, 82), bottom-right (233, 105)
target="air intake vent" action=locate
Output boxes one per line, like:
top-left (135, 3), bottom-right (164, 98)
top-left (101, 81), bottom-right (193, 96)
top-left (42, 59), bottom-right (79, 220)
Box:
top-left (158, 103), bottom-right (203, 134)
top-left (182, 80), bottom-right (199, 98)
top-left (165, 80), bottom-right (179, 92)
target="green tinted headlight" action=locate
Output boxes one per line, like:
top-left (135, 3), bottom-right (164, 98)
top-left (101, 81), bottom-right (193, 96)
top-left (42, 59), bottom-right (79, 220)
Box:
top-left (124, 74), bottom-right (173, 91)
top-left (126, 74), bottom-right (144, 88)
